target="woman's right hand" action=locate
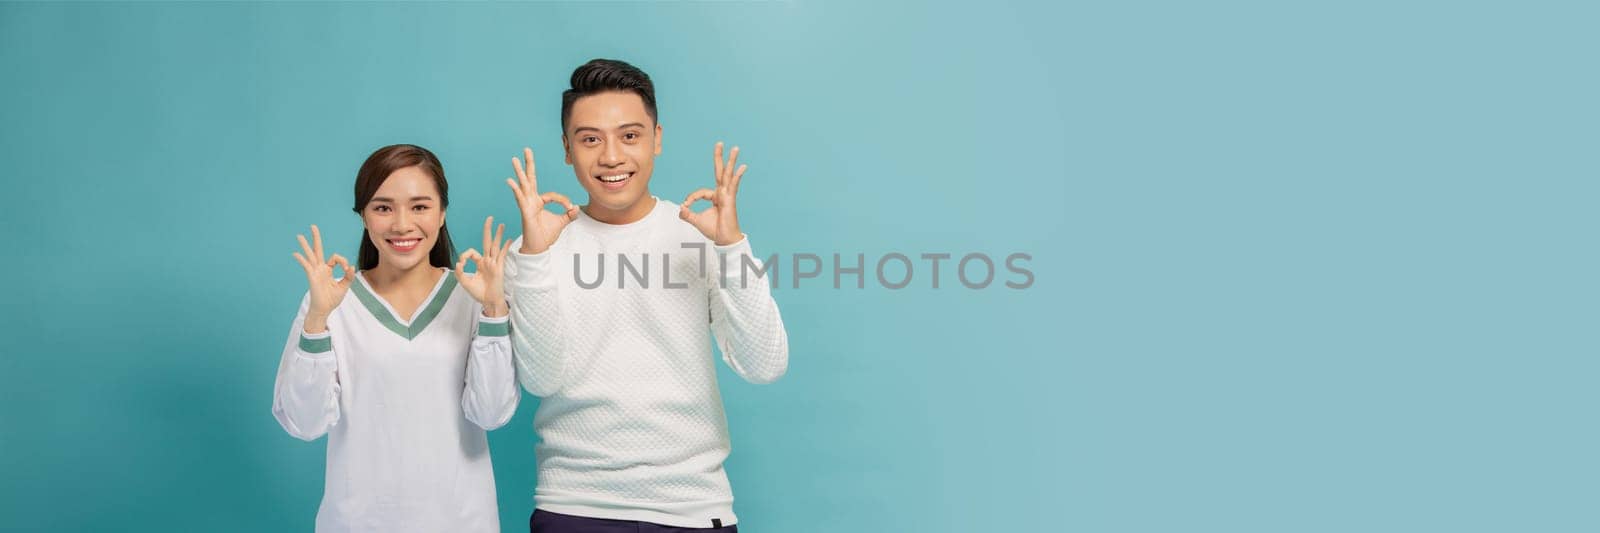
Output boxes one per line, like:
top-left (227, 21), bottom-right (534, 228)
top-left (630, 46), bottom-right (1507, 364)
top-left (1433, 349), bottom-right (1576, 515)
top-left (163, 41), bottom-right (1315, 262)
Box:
top-left (292, 224), bottom-right (354, 334)
top-left (506, 147), bottom-right (579, 255)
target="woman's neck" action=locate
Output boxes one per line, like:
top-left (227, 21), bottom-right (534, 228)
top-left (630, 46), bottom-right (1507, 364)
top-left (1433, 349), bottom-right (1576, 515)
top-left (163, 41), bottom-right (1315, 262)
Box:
top-left (363, 261), bottom-right (442, 293)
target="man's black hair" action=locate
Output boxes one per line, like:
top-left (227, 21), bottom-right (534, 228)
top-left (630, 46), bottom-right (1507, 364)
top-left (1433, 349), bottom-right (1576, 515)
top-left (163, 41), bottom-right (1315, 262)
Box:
top-left (561, 58), bottom-right (657, 132)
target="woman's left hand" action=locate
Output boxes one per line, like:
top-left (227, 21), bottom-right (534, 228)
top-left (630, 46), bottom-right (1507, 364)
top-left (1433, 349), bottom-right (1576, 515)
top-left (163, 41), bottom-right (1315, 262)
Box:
top-left (454, 216), bottom-right (512, 317)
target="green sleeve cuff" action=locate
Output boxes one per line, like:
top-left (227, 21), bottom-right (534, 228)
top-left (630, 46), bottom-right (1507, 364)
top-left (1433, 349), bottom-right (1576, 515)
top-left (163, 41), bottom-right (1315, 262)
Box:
top-left (478, 319), bottom-right (510, 337)
top-left (298, 334), bottom-right (333, 353)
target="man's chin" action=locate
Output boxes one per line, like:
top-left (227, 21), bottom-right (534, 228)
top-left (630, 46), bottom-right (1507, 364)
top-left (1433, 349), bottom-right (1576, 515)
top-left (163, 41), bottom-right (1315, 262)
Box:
top-left (588, 189), bottom-right (649, 211)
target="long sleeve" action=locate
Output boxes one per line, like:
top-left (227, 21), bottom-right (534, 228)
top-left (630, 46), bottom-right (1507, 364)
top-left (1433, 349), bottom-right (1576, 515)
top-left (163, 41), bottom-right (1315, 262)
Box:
top-left (506, 239), bottom-right (574, 396)
top-left (708, 236), bottom-right (790, 384)
top-left (461, 312), bottom-right (520, 430)
top-left (271, 294), bottom-right (342, 441)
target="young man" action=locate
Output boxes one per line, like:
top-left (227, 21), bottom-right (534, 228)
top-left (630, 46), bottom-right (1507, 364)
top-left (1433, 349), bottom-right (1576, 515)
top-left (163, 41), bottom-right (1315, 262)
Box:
top-left (502, 59), bottom-right (789, 532)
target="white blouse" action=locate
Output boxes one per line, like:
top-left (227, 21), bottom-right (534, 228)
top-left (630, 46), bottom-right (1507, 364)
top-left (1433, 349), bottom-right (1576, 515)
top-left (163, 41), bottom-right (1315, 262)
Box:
top-left (272, 269), bottom-right (519, 533)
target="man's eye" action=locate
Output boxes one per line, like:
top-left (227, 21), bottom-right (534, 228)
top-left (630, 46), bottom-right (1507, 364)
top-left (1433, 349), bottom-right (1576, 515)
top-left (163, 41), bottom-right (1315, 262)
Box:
top-left (624, 132), bottom-right (638, 141)
top-left (584, 136), bottom-right (600, 144)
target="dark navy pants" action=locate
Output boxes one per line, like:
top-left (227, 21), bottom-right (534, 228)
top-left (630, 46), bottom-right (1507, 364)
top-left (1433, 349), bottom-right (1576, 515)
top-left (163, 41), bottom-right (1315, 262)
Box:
top-left (530, 509), bottom-right (740, 533)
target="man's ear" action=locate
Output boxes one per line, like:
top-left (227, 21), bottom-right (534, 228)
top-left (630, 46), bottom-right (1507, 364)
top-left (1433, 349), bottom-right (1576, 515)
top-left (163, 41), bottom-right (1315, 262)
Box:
top-left (562, 135), bottom-right (573, 165)
top-left (654, 123), bottom-right (663, 156)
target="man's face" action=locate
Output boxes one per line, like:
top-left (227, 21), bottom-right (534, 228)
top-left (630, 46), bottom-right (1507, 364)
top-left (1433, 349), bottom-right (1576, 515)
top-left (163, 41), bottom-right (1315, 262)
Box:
top-left (563, 90), bottom-right (661, 216)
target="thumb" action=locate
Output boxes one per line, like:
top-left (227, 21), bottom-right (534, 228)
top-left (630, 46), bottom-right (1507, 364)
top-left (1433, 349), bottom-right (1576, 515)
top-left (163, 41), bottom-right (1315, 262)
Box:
top-left (453, 252), bottom-right (471, 281)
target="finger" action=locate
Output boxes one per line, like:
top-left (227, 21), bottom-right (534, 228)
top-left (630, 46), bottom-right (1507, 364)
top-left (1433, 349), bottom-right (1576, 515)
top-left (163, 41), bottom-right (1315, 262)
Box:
top-left (499, 235), bottom-right (513, 259)
top-left (713, 142), bottom-right (725, 185)
top-left (539, 191), bottom-right (579, 222)
top-left (523, 147), bottom-right (539, 195)
top-left (506, 178), bottom-right (527, 207)
top-left (730, 164), bottom-right (748, 194)
top-left (540, 191), bottom-right (576, 213)
top-left (682, 188), bottom-right (716, 209)
top-left (456, 248), bottom-right (482, 277)
top-left (311, 225), bottom-right (325, 262)
top-left (681, 185), bottom-right (713, 204)
top-left (512, 155), bottom-right (529, 189)
top-left (329, 253), bottom-right (349, 274)
top-left (330, 254), bottom-right (354, 286)
top-left (724, 146), bottom-right (741, 185)
top-left (292, 252), bottom-right (311, 271)
top-left (482, 216), bottom-right (493, 256)
top-left (297, 234), bottom-right (316, 264)
top-left (493, 223), bottom-right (506, 257)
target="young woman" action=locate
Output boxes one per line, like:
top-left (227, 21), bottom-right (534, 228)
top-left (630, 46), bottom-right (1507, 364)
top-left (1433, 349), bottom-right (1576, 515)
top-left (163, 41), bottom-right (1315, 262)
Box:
top-left (272, 144), bottom-right (520, 532)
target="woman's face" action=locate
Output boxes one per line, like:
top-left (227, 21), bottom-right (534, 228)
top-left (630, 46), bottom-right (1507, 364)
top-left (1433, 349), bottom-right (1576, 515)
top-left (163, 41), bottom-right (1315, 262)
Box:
top-left (361, 165), bottom-right (445, 272)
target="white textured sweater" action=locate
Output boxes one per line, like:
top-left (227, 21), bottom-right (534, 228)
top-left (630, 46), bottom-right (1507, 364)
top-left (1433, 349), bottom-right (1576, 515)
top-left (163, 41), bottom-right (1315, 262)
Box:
top-left (506, 197), bottom-right (789, 528)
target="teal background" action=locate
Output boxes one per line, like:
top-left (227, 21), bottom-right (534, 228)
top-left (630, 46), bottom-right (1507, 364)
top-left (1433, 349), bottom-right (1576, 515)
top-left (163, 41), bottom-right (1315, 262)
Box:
top-left (1, 1), bottom-right (1594, 531)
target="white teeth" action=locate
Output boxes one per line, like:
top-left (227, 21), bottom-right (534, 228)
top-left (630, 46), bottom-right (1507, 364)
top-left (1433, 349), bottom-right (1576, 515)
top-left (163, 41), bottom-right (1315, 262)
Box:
top-left (391, 239), bottom-right (419, 247)
top-left (599, 173), bottom-right (631, 183)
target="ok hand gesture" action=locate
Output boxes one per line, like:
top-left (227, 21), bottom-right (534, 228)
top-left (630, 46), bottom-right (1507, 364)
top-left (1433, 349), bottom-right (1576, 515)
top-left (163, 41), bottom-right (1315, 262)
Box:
top-left (680, 142), bottom-right (747, 246)
top-left (291, 224), bottom-right (353, 334)
top-left (453, 216), bottom-right (512, 317)
top-left (506, 147), bottom-right (579, 255)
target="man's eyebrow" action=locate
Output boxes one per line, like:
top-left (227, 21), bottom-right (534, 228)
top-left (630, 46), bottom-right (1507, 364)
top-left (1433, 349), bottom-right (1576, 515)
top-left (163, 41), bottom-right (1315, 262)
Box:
top-left (571, 123), bottom-right (648, 135)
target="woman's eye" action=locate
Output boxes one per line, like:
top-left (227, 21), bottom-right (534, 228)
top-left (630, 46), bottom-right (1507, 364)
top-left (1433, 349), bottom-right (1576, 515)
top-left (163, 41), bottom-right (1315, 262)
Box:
top-left (374, 205), bottom-right (390, 212)
top-left (413, 205), bottom-right (428, 211)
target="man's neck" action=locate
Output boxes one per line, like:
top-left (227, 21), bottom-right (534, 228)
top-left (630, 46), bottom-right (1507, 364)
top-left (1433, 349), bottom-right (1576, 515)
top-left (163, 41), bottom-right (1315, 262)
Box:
top-left (583, 195), bottom-right (658, 225)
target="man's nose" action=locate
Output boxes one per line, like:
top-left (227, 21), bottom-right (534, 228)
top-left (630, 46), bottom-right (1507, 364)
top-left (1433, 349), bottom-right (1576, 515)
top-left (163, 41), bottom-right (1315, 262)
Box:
top-left (600, 141), bottom-right (624, 166)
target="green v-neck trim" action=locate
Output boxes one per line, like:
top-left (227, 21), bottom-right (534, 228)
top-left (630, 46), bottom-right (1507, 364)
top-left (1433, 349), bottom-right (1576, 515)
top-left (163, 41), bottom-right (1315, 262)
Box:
top-left (351, 271), bottom-right (457, 341)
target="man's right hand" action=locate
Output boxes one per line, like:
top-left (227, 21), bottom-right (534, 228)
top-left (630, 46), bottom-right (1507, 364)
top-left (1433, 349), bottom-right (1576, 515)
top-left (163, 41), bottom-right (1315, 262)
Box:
top-left (506, 147), bottom-right (579, 255)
